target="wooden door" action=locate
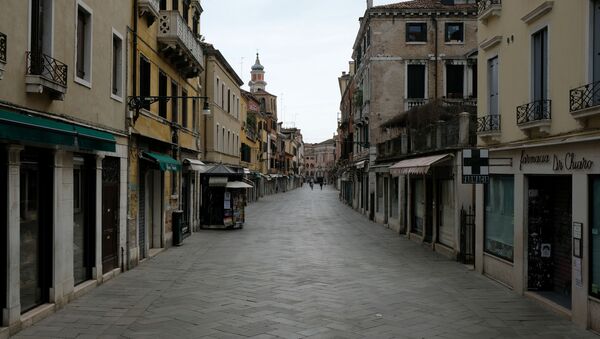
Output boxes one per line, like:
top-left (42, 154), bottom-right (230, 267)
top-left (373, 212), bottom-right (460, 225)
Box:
top-left (102, 157), bottom-right (119, 274)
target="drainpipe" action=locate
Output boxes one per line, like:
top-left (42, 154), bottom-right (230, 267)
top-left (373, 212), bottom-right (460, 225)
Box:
top-left (432, 13), bottom-right (438, 100)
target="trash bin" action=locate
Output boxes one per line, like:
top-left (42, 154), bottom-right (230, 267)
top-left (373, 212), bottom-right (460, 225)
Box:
top-left (172, 210), bottom-right (186, 246)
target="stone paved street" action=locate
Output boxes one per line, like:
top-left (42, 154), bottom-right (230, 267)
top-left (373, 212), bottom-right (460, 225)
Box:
top-left (16, 187), bottom-right (596, 339)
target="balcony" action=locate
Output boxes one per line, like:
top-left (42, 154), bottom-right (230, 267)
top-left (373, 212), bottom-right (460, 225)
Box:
top-left (25, 51), bottom-right (68, 100)
top-left (478, 0), bottom-right (502, 22)
top-left (443, 97), bottom-right (477, 108)
top-left (138, 0), bottom-right (160, 26)
top-left (405, 98), bottom-right (429, 111)
top-left (0, 32), bottom-right (6, 79)
top-left (158, 10), bottom-right (204, 78)
top-left (570, 81), bottom-right (600, 120)
top-left (477, 114), bottom-right (501, 142)
top-left (517, 100), bottom-right (551, 134)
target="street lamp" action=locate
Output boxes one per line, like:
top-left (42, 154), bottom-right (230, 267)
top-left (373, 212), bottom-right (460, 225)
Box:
top-left (128, 95), bottom-right (211, 121)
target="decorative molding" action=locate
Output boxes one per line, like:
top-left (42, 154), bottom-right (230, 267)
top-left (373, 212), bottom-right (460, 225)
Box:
top-left (521, 1), bottom-right (554, 25)
top-left (479, 35), bottom-right (503, 51)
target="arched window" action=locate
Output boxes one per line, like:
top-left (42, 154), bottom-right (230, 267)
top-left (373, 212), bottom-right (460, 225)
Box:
top-left (260, 98), bottom-right (266, 112)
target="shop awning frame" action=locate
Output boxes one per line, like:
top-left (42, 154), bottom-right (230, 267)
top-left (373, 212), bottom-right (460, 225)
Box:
top-left (142, 151), bottom-right (181, 172)
top-left (0, 109), bottom-right (115, 152)
top-left (390, 154), bottom-right (453, 176)
top-left (208, 177), bottom-right (228, 187)
top-left (184, 158), bottom-right (211, 173)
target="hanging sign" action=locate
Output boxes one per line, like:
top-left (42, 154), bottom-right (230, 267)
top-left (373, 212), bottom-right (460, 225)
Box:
top-left (462, 149), bottom-right (489, 184)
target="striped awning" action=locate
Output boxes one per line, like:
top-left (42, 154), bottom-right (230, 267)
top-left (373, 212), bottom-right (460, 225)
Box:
top-left (390, 154), bottom-right (453, 176)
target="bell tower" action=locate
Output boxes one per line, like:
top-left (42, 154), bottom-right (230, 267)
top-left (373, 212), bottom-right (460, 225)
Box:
top-left (249, 53), bottom-right (267, 93)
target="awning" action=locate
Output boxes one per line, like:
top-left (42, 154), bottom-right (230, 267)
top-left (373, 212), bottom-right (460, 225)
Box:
top-left (226, 181), bottom-right (253, 189)
top-left (142, 152), bottom-right (181, 172)
top-left (208, 177), bottom-right (228, 187)
top-left (74, 125), bottom-right (116, 152)
top-left (355, 160), bottom-right (366, 169)
top-left (184, 158), bottom-right (211, 173)
top-left (370, 163), bottom-right (392, 173)
top-left (0, 109), bottom-right (116, 151)
top-left (390, 154), bottom-right (453, 176)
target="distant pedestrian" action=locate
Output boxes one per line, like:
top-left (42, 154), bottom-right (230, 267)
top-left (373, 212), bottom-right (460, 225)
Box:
top-left (310, 182), bottom-right (314, 190)
top-left (319, 182), bottom-right (323, 190)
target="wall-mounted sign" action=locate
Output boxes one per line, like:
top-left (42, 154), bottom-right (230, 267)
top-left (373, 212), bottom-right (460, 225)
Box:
top-left (573, 222), bottom-right (583, 259)
top-left (462, 149), bottom-right (489, 184)
top-left (519, 151), bottom-right (594, 171)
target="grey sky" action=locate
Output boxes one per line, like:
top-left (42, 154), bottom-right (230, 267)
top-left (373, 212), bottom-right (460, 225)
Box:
top-left (202, 0), bottom-right (401, 143)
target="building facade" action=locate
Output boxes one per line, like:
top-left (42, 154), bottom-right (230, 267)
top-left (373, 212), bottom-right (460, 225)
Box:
top-left (0, 0), bottom-right (130, 333)
top-left (475, 0), bottom-right (600, 329)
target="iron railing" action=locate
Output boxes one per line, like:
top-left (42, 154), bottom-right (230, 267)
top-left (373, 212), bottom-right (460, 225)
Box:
top-left (570, 81), bottom-right (600, 112)
top-left (516, 100), bottom-right (551, 125)
top-left (478, 0), bottom-right (501, 16)
top-left (26, 51), bottom-right (68, 87)
top-left (0, 32), bottom-right (6, 64)
top-left (477, 114), bottom-right (501, 133)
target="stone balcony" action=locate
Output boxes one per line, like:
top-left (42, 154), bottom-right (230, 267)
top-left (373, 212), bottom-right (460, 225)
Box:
top-left (478, 0), bottom-right (502, 23)
top-left (138, 0), bottom-right (160, 25)
top-left (158, 10), bottom-right (204, 78)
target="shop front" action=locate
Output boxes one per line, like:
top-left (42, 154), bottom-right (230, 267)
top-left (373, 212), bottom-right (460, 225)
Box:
top-left (475, 139), bottom-right (600, 328)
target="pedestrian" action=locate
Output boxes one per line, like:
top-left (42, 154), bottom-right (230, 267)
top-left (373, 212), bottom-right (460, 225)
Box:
top-left (310, 182), bottom-right (314, 190)
top-left (319, 182), bottom-right (323, 190)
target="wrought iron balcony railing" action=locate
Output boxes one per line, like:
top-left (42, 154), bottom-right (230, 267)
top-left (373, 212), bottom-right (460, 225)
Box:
top-left (516, 100), bottom-right (551, 125)
top-left (478, 0), bottom-right (502, 16)
top-left (158, 10), bottom-right (203, 77)
top-left (477, 114), bottom-right (501, 133)
top-left (570, 81), bottom-right (600, 112)
top-left (0, 32), bottom-right (6, 64)
top-left (26, 51), bottom-right (68, 88)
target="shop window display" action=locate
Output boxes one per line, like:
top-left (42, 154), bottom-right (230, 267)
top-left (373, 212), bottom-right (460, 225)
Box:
top-left (484, 176), bottom-right (514, 261)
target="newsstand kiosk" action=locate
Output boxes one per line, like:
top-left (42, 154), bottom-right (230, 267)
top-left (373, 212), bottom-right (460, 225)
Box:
top-left (201, 164), bottom-right (253, 229)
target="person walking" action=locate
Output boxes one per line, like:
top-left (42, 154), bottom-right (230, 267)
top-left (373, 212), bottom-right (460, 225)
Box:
top-left (310, 182), bottom-right (314, 190)
top-left (319, 182), bottom-right (323, 190)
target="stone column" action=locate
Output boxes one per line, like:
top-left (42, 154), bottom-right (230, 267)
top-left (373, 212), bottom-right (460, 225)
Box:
top-left (94, 155), bottom-right (104, 281)
top-left (51, 150), bottom-right (73, 307)
top-left (4, 145), bottom-right (23, 327)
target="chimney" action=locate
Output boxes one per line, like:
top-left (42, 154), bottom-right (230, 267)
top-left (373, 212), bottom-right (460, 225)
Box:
top-left (367, 0), bottom-right (373, 9)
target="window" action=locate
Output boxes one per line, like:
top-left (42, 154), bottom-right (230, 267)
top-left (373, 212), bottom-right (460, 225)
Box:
top-left (160, 0), bottom-right (166, 10)
top-left (484, 176), bottom-right (514, 261)
top-left (227, 131), bottom-right (230, 154)
top-left (171, 81), bottom-right (178, 123)
top-left (215, 77), bottom-right (220, 106)
top-left (221, 84), bottom-right (225, 108)
top-left (111, 31), bottom-right (123, 99)
top-left (486, 57), bottom-right (499, 117)
top-left (407, 64), bottom-right (426, 99)
top-left (182, 0), bottom-right (189, 23)
top-left (158, 71), bottom-right (168, 118)
top-left (406, 23), bottom-right (427, 42)
top-left (215, 124), bottom-right (219, 151)
top-left (172, 0), bottom-right (178, 11)
top-left (139, 55), bottom-right (151, 110)
top-left (591, 177), bottom-right (600, 297)
top-left (532, 27), bottom-right (548, 102)
top-left (192, 14), bottom-right (199, 36)
top-left (221, 127), bottom-right (225, 152)
top-left (76, 3), bottom-right (92, 84)
top-left (445, 23), bottom-right (464, 43)
top-left (181, 89), bottom-right (188, 128)
top-left (192, 99), bottom-right (197, 132)
top-left (446, 64), bottom-right (464, 99)
top-left (227, 89), bottom-right (231, 113)
top-left (30, 0), bottom-right (53, 60)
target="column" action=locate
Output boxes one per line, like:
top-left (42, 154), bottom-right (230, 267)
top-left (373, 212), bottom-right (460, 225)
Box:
top-left (513, 173), bottom-right (526, 294)
top-left (94, 155), bottom-right (104, 281)
top-left (51, 150), bottom-right (73, 306)
top-left (4, 145), bottom-right (23, 326)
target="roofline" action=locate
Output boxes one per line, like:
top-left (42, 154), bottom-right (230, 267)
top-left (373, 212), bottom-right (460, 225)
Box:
top-left (202, 43), bottom-right (244, 86)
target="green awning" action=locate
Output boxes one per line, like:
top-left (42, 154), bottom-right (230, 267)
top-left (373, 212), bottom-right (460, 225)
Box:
top-left (143, 152), bottom-right (181, 172)
top-left (75, 125), bottom-right (116, 152)
top-left (0, 109), bottom-right (117, 152)
top-left (0, 109), bottom-right (76, 147)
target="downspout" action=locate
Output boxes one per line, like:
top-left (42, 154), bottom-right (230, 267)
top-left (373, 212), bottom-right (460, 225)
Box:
top-left (432, 12), bottom-right (438, 100)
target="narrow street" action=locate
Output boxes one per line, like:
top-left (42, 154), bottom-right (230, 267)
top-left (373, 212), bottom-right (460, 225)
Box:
top-left (16, 188), bottom-right (593, 339)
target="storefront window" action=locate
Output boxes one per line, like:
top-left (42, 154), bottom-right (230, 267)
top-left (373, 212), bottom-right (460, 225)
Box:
top-left (484, 176), bottom-right (514, 261)
top-left (391, 178), bottom-right (399, 218)
top-left (591, 177), bottom-right (600, 297)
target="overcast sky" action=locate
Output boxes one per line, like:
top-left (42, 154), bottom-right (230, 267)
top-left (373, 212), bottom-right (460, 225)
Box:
top-left (202, 0), bottom-right (402, 143)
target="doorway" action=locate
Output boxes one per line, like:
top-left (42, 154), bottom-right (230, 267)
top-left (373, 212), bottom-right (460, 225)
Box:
top-left (73, 156), bottom-right (95, 285)
top-left (0, 149), bottom-right (6, 318)
top-left (438, 179), bottom-right (455, 248)
top-left (384, 176), bottom-right (389, 224)
top-left (527, 176), bottom-right (572, 310)
top-left (19, 149), bottom-right (52, 313)
top-left (145, 170), bottom-right (163, 252)
top-left (101, 157), bottom-right (119, 274)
